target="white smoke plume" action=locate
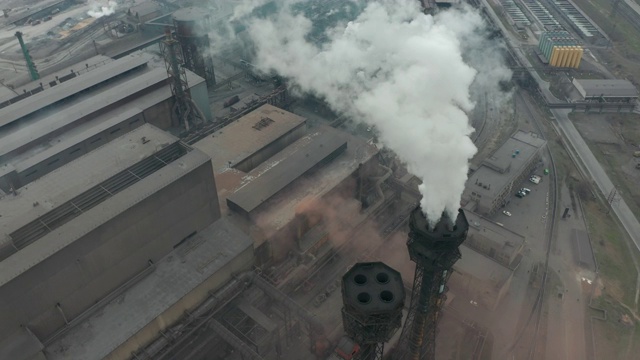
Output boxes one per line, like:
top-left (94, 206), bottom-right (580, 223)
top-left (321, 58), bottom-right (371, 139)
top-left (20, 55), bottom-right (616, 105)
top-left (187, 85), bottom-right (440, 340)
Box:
top-left (87, 0), bottom-right (117, 18)
top-left (244, 1), bottom-right (511, 222)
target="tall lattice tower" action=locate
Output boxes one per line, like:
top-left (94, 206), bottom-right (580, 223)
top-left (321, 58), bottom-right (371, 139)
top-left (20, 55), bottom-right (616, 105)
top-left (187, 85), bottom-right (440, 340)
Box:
top-left (394, 207), bottom-right (468, 360)
top-left (172, 7), bottom-right (216, 87)
top-left (341, 262), bottom-right (404, 360)
top-left (160, 28), bottom-right (204, 131)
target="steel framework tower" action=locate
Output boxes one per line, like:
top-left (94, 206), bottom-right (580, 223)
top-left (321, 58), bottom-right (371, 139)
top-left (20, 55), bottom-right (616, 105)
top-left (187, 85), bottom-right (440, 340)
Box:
top-left (172, 7), bottom-right (216, 87)
top-left (160, 29), bottom-right (204, 131)
top-left (341, 262), bottom-right (404, 360)
top-left (395, 207), bottom-right (468, 360)
top-left (15, 32), bottom-right (39, 81)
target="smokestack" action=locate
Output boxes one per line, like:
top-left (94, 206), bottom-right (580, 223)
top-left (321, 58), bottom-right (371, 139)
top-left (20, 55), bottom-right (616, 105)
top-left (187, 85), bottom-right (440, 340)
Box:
top-left (395, 206), bottom-right (468, 360)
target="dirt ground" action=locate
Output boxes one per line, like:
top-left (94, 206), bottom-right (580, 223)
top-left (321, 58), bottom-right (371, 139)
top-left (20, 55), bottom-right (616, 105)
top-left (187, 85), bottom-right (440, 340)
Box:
top-left (570, 112), bottom-right (640, 217)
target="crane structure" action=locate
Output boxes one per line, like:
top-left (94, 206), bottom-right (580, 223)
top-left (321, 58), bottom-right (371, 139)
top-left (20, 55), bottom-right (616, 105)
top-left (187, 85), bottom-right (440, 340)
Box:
top-left (159, 29), bottom-right (204, 131)
top-left (394, 207), bottom-right (468, 360)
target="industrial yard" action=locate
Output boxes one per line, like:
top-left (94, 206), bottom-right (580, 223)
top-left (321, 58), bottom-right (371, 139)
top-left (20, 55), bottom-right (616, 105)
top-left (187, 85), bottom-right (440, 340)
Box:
top-left (0, 0), bottom-right (639, 360)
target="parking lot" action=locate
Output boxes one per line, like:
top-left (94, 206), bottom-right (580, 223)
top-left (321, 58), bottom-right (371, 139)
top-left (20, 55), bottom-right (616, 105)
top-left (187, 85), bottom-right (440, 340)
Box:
top-left (491, 169), bottom-right (551, 248)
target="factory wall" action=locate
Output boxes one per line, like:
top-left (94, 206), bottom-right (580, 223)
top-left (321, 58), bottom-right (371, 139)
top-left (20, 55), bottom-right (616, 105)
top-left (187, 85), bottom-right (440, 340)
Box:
top-left (104, 246), bottom-right (254, 360)
top-left (190, 81), bottom-right (213, 122)
top-left (234, 122), bottom-right (308, 173)
top-left (0, 160), bottom-right (220, 342)
top-left (142, 99), bottom-right (174, 130)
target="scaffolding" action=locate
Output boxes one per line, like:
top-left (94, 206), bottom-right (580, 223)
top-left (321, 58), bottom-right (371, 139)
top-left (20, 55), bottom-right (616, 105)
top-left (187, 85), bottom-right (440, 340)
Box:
top-left (394, 208), bottom-right (468, 360)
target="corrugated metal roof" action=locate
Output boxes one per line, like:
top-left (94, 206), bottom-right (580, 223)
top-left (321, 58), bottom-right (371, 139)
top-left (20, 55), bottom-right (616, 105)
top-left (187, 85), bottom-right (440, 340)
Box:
top-left (193, 104), bottom-right (306, 172)
top-left (575, 79), bottom-right (638, 98)
top-left (0, 67), bottom-right (168, 162)
top-left (227, 131), bottom-right (347, 216)
top-left (0, 55), bottom-right (149, 131)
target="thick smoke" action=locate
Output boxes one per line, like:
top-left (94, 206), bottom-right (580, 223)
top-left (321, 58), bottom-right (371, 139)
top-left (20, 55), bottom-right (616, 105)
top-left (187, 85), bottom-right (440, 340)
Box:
top-left (87, 0), bottom-right (117, 18)
top-left (243, 0), bottom-right (511, 222)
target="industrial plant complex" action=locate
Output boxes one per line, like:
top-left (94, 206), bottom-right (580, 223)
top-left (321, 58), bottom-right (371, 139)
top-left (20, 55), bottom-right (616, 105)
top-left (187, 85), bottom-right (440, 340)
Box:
top-left (0, 0), bottom-right (639, 360)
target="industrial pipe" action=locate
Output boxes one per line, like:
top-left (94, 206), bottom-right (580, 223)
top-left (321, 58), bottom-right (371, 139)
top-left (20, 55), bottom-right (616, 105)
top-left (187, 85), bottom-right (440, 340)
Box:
top-left (141, 272), bottom-right (254, 359)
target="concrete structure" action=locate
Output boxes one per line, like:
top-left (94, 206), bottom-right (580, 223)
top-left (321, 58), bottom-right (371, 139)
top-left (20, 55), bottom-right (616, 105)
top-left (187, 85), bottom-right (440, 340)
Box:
top-left (44, 217), bottom-right (254, 360)
top-left (193, 105), bottom-right (379, 266)
top-left (463, 210), bottom-right (525, 269)
top-left (449, 245), bottom-right (514, 309)
top-left (572, 79), bottom-right (638, 102)
top-left (0, 125), bottom-right (221, 359)
top-left (461, 131), bottom-right (546, 216)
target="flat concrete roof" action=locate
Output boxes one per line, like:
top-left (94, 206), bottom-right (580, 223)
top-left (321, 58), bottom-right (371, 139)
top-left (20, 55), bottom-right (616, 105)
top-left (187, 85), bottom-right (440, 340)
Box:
top-left (218, 127), bottom-right (378, 245)
top-left (455, 245), bottom-right (512, 284)
top-left (574, 79), bottom-right (638, 98)
top-left (465, 210), bottom-right (525, 248)
top-left (0, 55), bottom-right (149, 131)
top-left (192, 104), bottom-right (306, 172)
top-left (0, 125), bottom-right (202, 284)
top-left (227, 131), bottom-right (347, 216)
top-left (466, 131), bottom-right (545, 200)
top-left (45, 217), bottom-right (253, 360)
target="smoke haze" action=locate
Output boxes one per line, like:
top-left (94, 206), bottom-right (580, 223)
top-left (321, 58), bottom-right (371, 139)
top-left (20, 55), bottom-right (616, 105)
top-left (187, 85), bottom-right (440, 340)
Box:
top-left (241, 1), bottom-right (511, 222)
top-left (87, 0), bottom-right (117, 18)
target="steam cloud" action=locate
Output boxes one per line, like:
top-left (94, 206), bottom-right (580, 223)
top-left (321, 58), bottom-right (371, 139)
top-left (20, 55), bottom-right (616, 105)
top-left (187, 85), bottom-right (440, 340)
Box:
top-left (239, 0), bottom-right (511, 222)
top-left (87, 0), bottom-right (117, 18)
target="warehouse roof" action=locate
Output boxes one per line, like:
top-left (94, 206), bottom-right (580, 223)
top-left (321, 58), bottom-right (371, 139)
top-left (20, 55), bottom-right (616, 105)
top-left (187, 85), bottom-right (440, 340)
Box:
top-left (224, 127), bottom-right (379, 244)
top-left (0, 55), bottom-right (149, 131)
top-left (227, 130), bottom-right (347, 216)
top-left (466, 131), bottom-right (545, 199)
top-left (0, 125), bottom-right (212, 286)
top-left (193, 104), bottom-right (306, 172)
top-left (45, 217), bottom-right (253, 360)
top-left (573, 79), bottom-right (638, 98)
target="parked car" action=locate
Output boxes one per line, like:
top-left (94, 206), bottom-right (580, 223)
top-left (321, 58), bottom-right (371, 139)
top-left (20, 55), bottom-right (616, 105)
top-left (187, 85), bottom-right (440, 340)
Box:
top-left (503, 210), bottom-right (512, 216)
top-left (520, 188), bottom-right (531, 194)
top-left (515, 192), bottom-right (525, 198)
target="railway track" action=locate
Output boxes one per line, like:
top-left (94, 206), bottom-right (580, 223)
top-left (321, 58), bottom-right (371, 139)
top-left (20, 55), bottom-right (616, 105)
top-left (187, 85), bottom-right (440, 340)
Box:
top-left (511, 90), bottom-right (559, 360)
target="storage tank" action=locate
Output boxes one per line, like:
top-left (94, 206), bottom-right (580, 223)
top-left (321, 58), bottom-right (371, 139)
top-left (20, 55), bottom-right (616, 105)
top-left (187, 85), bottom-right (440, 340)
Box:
top-left (172, 7), bottom-right (216, 86)
top-left (549, 46), bottom-right (560, 67)
top-left (172, 7), bottom-right (211, 37)
top-left (567, 47), bottom-right (578, 68)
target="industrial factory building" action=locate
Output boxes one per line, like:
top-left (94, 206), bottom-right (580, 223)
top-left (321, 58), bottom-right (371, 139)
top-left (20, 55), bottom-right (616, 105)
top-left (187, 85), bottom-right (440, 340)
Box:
top-left (0, 125), bottom-right (221, 359)
top-left (193, 104), bottom-right (380, 268)
top-left (461, 131), bottom-right (546, 215)
top-left (464, 211), bottom-right (525, 269)
top-left (571, 78), bottom-right (639, 102)
top-left (0, 52), bottom-right (211, 132)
